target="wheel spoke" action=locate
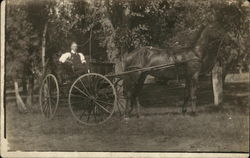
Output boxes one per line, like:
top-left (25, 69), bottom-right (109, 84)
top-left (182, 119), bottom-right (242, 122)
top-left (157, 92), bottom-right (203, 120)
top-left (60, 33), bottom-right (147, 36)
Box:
top-left (40, 74), bottom-right (59, 120)
top-left (43, 101), bottom-right (49, 112)
top-left (50, 98), bottom-right (56, 105)
top-left (69, 73), bottom-right (116, 125)
top-left (48, 88), bottom-right (52, 117)
top-left (97, 95), bottom-right (114, 101)
top-left (70, 100), bottom-right (86, 106)
top-left (50, 99), bottom-right (57, 112)
top-left (46, 103), bottom-right (51, 117)
top-left (87, 102), bottom-right (95, 122)
top-left (89, 76), bottom-right (97, 96)
top-left (79, 79), bottom-right (91, 96)
top-left (71, 93), bottom-right (89, 100)
top-left (43, 101), bottom-right (49, 116)
top-left (81, 75), bottom-right (92, 95)
top-left (95, 99), bottom-right (113, 106)
top-left (93, 76), bottom-right (102, 92)
top-left (44, 99), bottom-right (50, 115)
top-left (41, 97), bottom-right (47, 107)
top-left (43, 81), bottom-right (48, 98)
top-left (79, 110), bottom-right (87, 120)
top-left (87, 75), bottom-right (92, 91)
top-left (93, 100), bottom-right (111, 114)
top-left (73, 85), bottom-right (89, 98)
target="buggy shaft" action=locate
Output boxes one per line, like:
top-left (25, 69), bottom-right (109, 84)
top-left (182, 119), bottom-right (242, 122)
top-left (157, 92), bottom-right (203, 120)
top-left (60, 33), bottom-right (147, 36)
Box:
top-left (105, 63), bottom-right (178, 78)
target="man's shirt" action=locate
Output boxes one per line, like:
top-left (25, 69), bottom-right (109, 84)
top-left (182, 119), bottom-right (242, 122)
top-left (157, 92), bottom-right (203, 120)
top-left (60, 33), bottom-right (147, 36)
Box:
top-left (59, 50), bottom-right (86, 64)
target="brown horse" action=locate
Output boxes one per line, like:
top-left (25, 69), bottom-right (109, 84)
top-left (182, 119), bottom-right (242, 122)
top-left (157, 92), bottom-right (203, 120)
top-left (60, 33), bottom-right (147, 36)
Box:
top-left (122, 24), bottom-right (223, 118)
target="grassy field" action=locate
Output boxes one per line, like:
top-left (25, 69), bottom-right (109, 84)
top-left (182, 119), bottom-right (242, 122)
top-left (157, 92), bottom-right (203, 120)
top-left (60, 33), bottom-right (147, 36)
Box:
top-left (5, 82), bottom-right (249, 152)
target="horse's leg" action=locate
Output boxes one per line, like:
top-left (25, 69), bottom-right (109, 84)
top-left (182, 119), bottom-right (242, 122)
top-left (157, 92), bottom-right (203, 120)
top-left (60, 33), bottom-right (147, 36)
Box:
top-left (135, 97), bottom-right (141, 118)
top-left (123, 72), bottom-right (145, 119)
top-left (128, 95), bottom-right (134, 115)
top-left (190, 72), bottom-right (199, 115)
top-left (124, 89), bottom-right (133, 119)
top-left (135, 74), bottom-right (146, 118)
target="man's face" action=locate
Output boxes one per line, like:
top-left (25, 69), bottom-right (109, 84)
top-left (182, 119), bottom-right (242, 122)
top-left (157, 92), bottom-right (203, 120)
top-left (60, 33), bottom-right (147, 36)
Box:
top-left (71, 43), bottom-right (78, 52)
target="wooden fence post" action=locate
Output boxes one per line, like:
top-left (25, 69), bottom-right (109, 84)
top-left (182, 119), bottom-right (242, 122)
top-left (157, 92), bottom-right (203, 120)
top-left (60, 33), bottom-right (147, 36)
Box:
top-left (212, 62), bottom-right (223, 105)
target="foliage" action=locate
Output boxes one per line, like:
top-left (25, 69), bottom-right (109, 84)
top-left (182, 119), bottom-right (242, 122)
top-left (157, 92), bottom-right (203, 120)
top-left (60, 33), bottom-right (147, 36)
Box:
top-left (103, 0), bottom-right (249, 72)
top-left (6, 2), bottom-right (39, 78)
top-left (6, 0), bottom-right (250, 75)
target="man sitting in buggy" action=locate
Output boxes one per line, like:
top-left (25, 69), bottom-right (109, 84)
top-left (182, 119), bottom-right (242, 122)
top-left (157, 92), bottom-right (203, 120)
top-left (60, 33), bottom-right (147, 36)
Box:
top-left (58, 42), bottom-right (88, 85)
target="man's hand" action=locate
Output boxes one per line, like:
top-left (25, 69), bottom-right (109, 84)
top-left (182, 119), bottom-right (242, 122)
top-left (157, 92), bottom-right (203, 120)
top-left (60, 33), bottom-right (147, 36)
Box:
top-left (79, 53), bottom-right (87, 63)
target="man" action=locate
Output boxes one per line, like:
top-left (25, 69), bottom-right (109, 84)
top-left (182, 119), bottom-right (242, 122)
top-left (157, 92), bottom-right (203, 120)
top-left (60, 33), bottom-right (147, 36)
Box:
top-left (58, 42), bottom-right (88, 84)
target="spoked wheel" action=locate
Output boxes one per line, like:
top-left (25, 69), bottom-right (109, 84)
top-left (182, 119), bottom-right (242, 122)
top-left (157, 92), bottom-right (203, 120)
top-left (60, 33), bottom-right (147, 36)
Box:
top-left (39, 74), bottom-right (59, 120)
top-left (68, 73), bottom-right (117, 126)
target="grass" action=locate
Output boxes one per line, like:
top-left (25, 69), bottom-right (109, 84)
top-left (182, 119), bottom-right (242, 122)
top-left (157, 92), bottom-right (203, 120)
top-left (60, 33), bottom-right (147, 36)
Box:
top-left (4, 82), bottom-right (249, 152)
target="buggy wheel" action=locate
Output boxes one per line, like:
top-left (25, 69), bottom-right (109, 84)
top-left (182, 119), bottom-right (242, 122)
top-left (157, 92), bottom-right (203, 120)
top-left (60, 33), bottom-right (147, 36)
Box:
top-left (39, 74), bottom-right (59, 120)
top-left (68, 73), bottom-right (117, 126)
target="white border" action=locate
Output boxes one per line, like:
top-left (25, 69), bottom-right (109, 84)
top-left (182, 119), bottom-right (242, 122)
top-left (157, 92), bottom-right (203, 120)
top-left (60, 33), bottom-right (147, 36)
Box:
top-left (0, 0), bottom-right (249, 157)
top-left (2, 152), bottom-right (249, 158)
top-left (1, 0), bottom-right (8, 155)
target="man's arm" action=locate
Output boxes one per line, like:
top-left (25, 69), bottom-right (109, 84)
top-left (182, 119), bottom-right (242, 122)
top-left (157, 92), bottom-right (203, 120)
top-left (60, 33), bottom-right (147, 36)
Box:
top-left (59, 52), bottom-right (71, 63)
top-left (78, 53), bottom-right (87, 63)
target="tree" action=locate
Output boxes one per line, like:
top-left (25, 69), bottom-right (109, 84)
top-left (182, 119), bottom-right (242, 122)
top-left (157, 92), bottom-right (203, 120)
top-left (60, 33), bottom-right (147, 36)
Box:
top-left (6, 0), bottom-right (249, 110)
top-left (6, 2), bottom-right (39, 112)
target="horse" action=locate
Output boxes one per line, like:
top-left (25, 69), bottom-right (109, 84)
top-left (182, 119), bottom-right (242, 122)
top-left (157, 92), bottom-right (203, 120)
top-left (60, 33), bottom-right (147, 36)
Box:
top-left (121, 24), bottom-right (224, 118)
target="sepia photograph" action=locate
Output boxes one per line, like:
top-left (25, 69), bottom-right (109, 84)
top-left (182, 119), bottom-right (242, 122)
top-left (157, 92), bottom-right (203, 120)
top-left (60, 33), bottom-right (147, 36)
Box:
top-left (1, 0), bottom-right (249, 157)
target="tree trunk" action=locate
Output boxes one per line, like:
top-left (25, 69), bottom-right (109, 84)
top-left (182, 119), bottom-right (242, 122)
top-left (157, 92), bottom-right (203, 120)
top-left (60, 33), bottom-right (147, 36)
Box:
top-left (212, 62), bottom-right (223, 106)
top-left (14, 80), bottom-right (27, 113)
top-left (22, 76), bottom-right (27, 95)
top-left (26, 77), bottom-right (34, 109)
top-left (42, 22), bottom-right (48, 75)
